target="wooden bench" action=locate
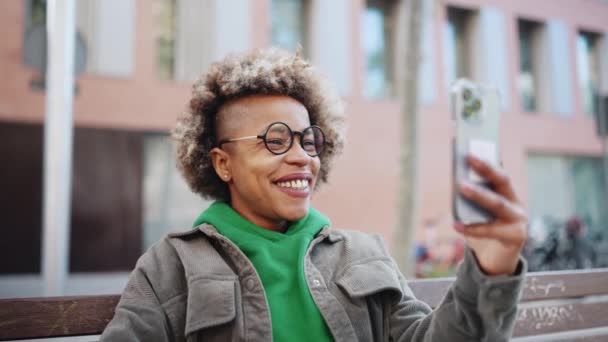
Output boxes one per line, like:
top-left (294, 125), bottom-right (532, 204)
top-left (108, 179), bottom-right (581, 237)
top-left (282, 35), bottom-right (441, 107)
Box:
top-left (1, 269), bottom-right (607, 341)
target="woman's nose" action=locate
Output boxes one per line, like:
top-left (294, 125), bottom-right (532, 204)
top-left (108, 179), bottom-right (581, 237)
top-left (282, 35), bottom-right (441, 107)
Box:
top-left (284, 136), bottom-right (311, 164)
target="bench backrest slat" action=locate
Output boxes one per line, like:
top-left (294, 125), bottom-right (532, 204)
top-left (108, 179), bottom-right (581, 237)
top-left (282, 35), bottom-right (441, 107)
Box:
top-left (408, 268), bottom-right (608, 308)
top-left (513, 301), bottom-right (608, 337)
top-left (552, 336), bottom-right (608, 342)
top-left (0, 295), bottom-right (118, 340)
top-left (1, 269), bottom-right (607, 340)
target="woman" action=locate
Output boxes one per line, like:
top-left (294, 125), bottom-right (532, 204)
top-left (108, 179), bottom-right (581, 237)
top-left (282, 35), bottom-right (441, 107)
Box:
top-left (101, 48), bottom-right (527, 342)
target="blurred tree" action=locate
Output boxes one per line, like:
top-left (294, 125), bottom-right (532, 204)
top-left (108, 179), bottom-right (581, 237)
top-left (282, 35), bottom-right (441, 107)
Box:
top-left (392, 0), bottom-right (424, 277)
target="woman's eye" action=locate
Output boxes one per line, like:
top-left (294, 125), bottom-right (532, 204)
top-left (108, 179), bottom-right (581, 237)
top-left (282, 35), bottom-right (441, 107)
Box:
top-left (267, 138), bottom-right (286, 146)
top-left (302, 141), bottom-right (316, 149)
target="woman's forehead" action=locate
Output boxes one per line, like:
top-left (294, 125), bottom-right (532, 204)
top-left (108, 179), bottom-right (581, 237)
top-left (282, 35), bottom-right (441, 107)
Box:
top-left (217, 95), bottom-right (311, 135)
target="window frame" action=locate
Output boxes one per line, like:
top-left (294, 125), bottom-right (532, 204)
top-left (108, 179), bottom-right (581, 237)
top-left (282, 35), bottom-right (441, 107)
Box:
top-left (270, 0), bottom-right (311, 54)
top-left (444, 6), bottom-right (477, 87)
top-left (576, 30), bottom-right (603, 117)
top-left (516, 18), bottom-right (546, 113)
top-left (361, 0), bottom-right (398, 99)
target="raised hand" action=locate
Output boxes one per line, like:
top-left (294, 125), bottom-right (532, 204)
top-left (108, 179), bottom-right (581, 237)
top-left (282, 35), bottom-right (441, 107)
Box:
top-left (454, 155), bottom-right (528, 276)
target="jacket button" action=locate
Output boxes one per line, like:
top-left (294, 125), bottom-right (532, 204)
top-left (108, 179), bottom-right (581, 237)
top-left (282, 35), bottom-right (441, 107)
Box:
top-left (245, 278), bottom-right (256, 291)
top-left (312, 279), bottom-right (321, 288)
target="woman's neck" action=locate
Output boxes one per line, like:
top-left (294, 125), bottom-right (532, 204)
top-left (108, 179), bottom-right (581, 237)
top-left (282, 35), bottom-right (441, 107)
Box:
top-left (229, 201), bottom-right (289, 233)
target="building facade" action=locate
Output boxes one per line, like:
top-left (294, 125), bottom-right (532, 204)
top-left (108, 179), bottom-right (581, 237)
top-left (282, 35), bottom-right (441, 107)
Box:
top-left (1, 0), bottom-right (607, 296)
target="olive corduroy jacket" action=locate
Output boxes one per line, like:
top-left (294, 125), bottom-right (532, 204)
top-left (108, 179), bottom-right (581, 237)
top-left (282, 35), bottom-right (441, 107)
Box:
top-left (100, 224), bottom-right (525, 342)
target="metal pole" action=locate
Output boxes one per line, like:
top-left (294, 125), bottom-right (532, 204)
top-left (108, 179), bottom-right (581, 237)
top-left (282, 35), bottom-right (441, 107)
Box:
top-left (41, 0), bottom-right (76, 296)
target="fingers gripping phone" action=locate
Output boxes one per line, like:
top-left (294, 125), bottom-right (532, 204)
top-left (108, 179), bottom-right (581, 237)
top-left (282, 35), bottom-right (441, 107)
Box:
top-left (451, 79), bottom-right (502, 225)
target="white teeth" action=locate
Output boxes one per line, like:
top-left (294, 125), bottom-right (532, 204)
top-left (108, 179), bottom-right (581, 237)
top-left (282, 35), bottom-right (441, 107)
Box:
top-left (277, 179), bottom-right (309, 190)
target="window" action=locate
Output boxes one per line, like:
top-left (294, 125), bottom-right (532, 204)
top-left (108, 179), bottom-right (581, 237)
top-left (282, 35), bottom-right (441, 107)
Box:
top-left (77, 0), bottom-right (136, 76)
top-left (271, 0), bottom-right (309, 52)
top-left (157, 0), bottom-right (178, 80)
top-left (24, 0), bottom-right (135, 77)
top-left (142, 134), bottom-right (211, 250)
top-left (156, 0), bottom-right (214, 81)
top-left (0, 122), bottom-right (44, 274)
top-left (0, 123), bottom-right (144, 274)
top-left (444, 7), bottom-right (475, 86)
top-left (362, 0), bottom-right (396, 98)
top-left (518, 19), bottom-right (543, 112)
top-left (23, 0), bottom-right (46, 35)
top-left (0, 125), bottom-right (210, 275)
top-left (28, 0), bottom-right (46, 27)
top-left (69, 128), bottom-right (144, 272)
top-left (577, 31), bottom-right (602, 117)
top-left (526, 154), bottom-right (608, 271)
top-left (23, 0), bottom-right (47, 71)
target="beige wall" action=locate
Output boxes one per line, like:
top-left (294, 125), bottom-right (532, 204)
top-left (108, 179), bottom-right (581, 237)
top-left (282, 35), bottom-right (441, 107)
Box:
top-left (1, 0), bottom-right (608, 250)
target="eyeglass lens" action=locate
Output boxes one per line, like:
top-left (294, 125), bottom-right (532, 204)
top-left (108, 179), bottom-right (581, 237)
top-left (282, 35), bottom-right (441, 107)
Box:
top-left (264, 122), bottom-right (325, 156)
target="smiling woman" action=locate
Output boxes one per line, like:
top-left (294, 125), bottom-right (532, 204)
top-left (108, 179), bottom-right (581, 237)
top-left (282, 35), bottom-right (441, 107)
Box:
top-left (100, 48), bottom-right (528, 342)
top-left (173, 48), bottom-right (345, 204)
top-left (209, 95), bottom-right (324, 231)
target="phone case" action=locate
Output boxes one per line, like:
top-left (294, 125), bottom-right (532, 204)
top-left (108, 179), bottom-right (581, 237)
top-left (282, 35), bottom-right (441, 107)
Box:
top-left (451, 79), bottom-right (501, 225)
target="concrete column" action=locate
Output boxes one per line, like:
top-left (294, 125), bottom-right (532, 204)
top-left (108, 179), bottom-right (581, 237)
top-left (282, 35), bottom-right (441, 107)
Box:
top-left (476, 7), bottom-right (510, 111)
top-left (546, 20), bottom-right (574, 116)
top-left (77, 0), bottom-right (135, 76)
top-left (213, 0), bottom-right (252, 60)
top-left (94, 0), bottom-right (135, 76)
top-left (308, 0), bottom-right (352, 96)
top-left (175, 0), bottom-right (251, 81)
top-left (175, 0), bottom-right (215, 81)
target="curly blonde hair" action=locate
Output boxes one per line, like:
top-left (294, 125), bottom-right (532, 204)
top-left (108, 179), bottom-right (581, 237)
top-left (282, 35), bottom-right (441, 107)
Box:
top-left (173, 48), bottom-right (345, 201)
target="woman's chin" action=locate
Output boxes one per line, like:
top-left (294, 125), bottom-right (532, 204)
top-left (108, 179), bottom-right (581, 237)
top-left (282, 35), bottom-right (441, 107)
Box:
top-left (277, 205), bottom-right (310, 222)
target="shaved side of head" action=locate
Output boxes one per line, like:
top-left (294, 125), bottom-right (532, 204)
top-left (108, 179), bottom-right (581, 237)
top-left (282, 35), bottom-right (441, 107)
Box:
top-left (215, 96), bottom-right (257, 141)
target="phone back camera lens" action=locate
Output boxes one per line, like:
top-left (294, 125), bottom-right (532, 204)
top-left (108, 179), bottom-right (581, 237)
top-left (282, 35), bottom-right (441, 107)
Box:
top-left (463, 106), bottom-right (473, 119)
top-left (463, 89), bottom-right (472, 101)
top-left (472, 99), bottom-right (481, 112)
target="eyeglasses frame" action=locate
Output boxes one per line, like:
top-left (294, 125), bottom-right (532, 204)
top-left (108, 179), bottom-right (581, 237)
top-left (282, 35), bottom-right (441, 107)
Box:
top-left (217, 121), bottom-right (325, 157)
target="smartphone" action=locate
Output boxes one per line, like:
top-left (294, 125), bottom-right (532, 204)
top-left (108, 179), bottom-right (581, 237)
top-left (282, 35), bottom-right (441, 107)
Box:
top-left (451, 79), bottom-right (501, 225)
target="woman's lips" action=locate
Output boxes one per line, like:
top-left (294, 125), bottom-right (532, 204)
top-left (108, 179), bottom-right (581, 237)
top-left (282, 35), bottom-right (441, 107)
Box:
top-left (273, 173), bottom-right (312, 199)
top-left (274, 180), bottom-right (310, 198)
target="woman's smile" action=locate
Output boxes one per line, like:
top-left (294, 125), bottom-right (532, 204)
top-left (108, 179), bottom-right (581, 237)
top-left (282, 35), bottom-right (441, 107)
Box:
top-left (273, 172), bottom-right (314, 198)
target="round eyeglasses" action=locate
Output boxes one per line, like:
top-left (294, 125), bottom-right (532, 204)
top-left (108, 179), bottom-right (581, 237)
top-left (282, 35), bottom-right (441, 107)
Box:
top-left (218, 122), bottom-right (326, 157)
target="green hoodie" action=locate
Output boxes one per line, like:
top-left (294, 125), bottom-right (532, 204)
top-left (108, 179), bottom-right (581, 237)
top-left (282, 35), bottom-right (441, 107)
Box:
top-left (193, 202), bottom-right (333, 342)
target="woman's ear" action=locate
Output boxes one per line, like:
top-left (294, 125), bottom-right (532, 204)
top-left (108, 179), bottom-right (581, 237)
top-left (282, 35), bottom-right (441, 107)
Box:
top-left (210, 147), bottom-right (232, 182)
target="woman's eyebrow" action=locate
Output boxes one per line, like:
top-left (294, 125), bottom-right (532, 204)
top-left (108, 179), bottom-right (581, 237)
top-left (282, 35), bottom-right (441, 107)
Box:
top-left (257, 126), bottom-right (267, 135)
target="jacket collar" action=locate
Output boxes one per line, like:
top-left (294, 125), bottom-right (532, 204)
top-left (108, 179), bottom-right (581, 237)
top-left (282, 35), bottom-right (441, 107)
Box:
top-left (168, 223), bottom-right (344, 244)
top-left (317, 226), bottom-right (344, 243)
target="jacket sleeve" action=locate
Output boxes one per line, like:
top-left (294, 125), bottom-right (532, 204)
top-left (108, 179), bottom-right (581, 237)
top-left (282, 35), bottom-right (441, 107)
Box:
top-left (99, 242), bottom-right (178, 342)
top-left (389, 247), bottom-right (526, 342)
